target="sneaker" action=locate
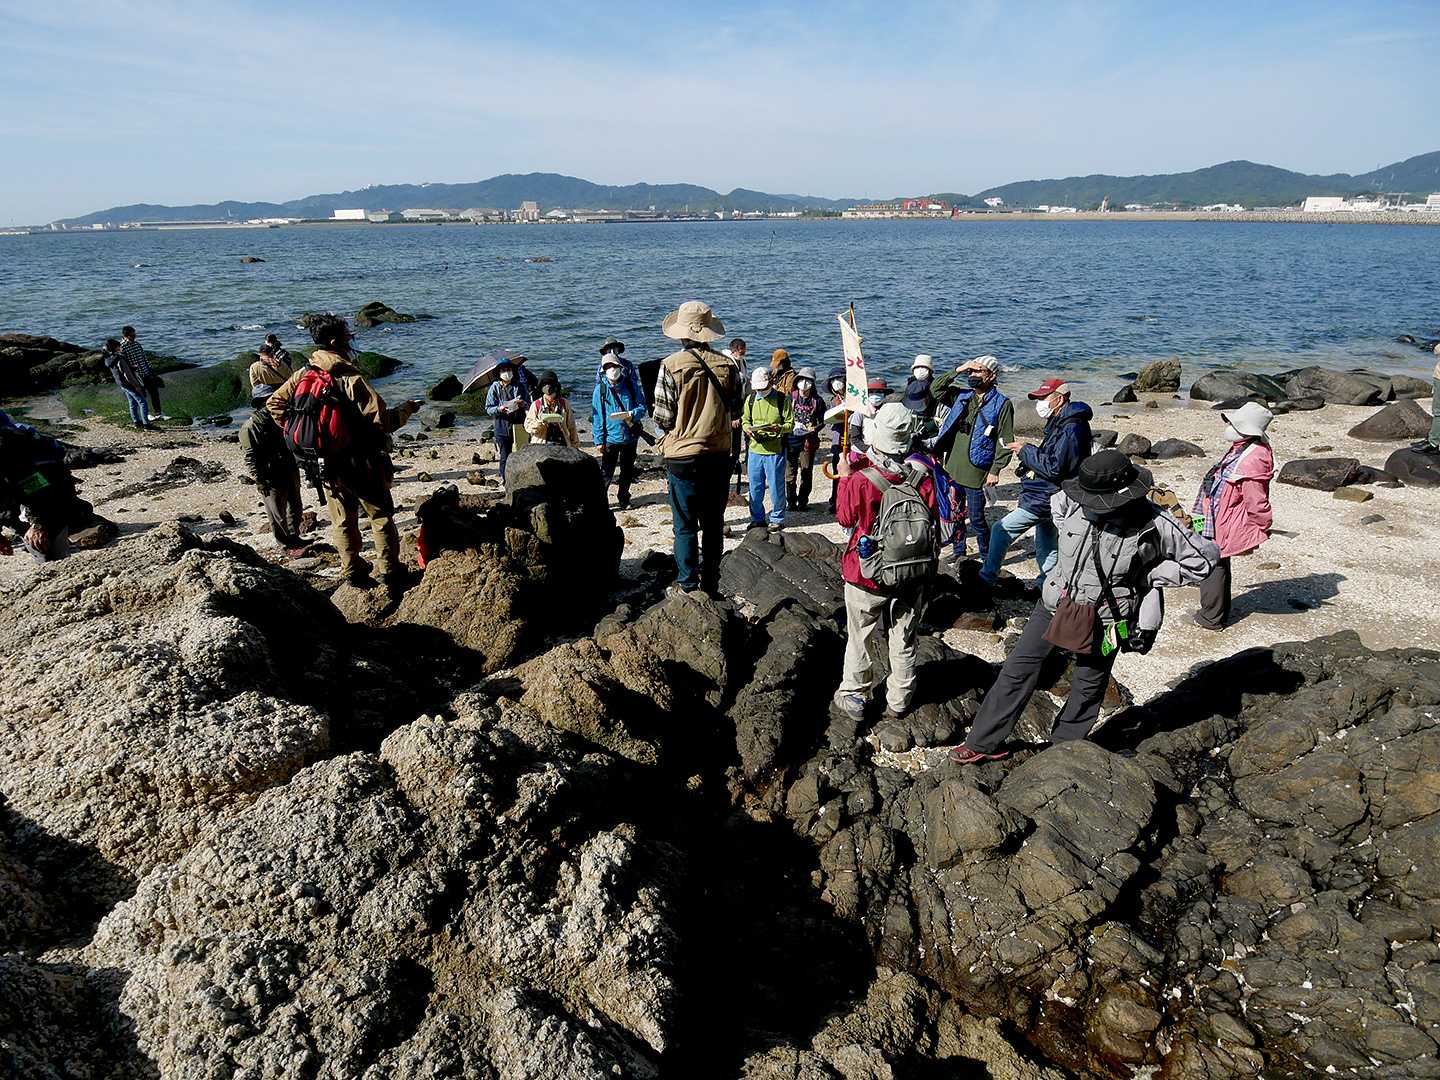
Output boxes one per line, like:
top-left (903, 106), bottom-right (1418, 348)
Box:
top-left (832, 692), bottom-right (866, 720)
top-left (665, 583), bottom-right (697, 600)
top-left (284, 546), bottom-right (310, 558)
top-left (948, 745), bottom-right (1009, 764)
top-left (1410, 440), bottom-right (1440, 454)
top-left (156, 414), bottom-right (173, 421)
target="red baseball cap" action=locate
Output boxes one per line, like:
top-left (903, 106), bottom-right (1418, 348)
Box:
top-left (867, 377), bottom-right (890, 392)
top-left (1027, 378), bottom-right (1069, 400)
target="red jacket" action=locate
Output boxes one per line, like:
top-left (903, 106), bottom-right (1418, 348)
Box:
top-left (836, 455), bottom-right (938, 590)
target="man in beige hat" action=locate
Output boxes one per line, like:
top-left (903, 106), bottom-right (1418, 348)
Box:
top-left (654, 301), bottom-right (746, 597)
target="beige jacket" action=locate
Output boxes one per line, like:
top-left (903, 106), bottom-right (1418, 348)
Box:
top-left (655, 346), bottom-right (741, 459)
top-left (265, 349), bottom-right (417, 490)
top-left (248, 356), bottom-right (293, 392)
top-left (523, 396), bottom-right (579, 447)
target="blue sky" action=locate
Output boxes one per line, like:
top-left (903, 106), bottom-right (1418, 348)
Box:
top-left (1, 0), bottom-right (1435, 223)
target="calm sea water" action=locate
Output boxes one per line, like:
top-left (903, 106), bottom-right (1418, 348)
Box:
top-left (2, 220), bottom-right (1436, 404)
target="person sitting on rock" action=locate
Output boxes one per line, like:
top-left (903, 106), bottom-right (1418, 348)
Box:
top-left (267, 313), bottom-right (422, 591)
top-left (742, 366), bottom-right (795, 534)
top-left (1188, 402), bottom-right (1275, 631)
top-left (264, 333), bottom-right (294, 369)
top-left (524, 370), bottom-right (579, 447)
top-left (239, 385), bottom-right (307, 556)
top-left (0, 418), bottom-right (105, 561)
top-left (248, 343), bottom-right (294, 401)
top-left (592, 353), bottom-right (648, 510)
top-left (980, 377), bottom-right (1092, 591)
top-left (485, 357), bottom-right (529, 480)
top-left (832, 402), bottom-right (940, 723)
top-left (949, 450), bottom-right (1219, 763)
top-left (102, 337), bottom-right (154, 429)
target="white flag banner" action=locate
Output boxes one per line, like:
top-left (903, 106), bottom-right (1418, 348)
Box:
top-left (837, 313), bottom-right (871, 418)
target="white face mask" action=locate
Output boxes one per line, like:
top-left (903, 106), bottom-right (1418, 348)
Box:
top-left (1224, 423), bottom-right (1243, 442)
top-left (913, 368), bottom-right (932, 382)
top-left (605, 368), bottom-right (622, 385)
top-left (797, 379), bottom-right (813, 394)
top-left (1035, 398), bottom-right (1054, 420)
top-left (830, 378), bottom-right (844, 394)
top-left (499, 369), bottom-right (514, 383)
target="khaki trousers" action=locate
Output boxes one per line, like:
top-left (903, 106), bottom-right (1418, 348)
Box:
top-left (838, 581), bottom-right (926, 715)
top-left (326, 482), bottom-right (400, 576)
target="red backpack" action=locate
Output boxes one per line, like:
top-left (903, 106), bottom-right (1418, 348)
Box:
top-left (281, 367), bottom-right (365, 497)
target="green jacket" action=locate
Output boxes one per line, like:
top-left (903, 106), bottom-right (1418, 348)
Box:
top-left (742, 391), bottom-right (795, 456)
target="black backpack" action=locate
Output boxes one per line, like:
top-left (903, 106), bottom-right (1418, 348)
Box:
top-left (860, 466), bottom-right (937, 589)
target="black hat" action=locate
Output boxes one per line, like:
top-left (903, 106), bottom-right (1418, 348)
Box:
top-left (1061, 449), bottom-right (1153, 511)
top-left (599, 337), bottom-right (625, 355)
top-left (536, 369), bottom-right (561, 393)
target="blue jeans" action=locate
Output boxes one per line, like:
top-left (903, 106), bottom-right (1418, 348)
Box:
top-left (122, 388), bottom-right (150, 425)
top-left (747, 450), bottom-right (787, 525)
top-left (668, 451), bottom-right (731, 593)
top-left (956, 485), bottom-right (990, 557)
top-left (979, 505), bottom-right (1059, 585)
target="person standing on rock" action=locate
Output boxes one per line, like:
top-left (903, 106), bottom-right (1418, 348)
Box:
top-left (824, 365), bottom-right (848, 514)
top-left (932, 356), bottom-right (1013, 563)
top-left (593, 353), bottom-right (648, 509)
top-left (742, 366), bottom-right (795, 534)
top-left (120, 325), bottom-right (169, 421)
top-left (654, 301), bottom-right (745, 597)
top-left (1188, 402), bottom-right (1275, 632)
top-left (786, 367), bottom-right (825, 511)
top-left (267, 314), bottom-right (422, 590)
top-left (979, 378), bottom-right (1092, 591)
top-left (485, 357), bottom-right (529, 481)
top-left (102, 338), bottom-right (154, 429)
top-left (949, 450), bottom-right (1219, 763)
top-left (248, 343), bottom-right (294, 401)
top-left (240, 386), bottom-right (307, 556)
top-left (832, 402), bottom-right (940, 722)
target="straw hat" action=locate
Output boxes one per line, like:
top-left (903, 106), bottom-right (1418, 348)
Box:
top-left (661, 301), bottom-right (725, 342)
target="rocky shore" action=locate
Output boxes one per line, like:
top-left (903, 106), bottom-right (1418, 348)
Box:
top-left (3, 360), bottom-right (1440, 1078)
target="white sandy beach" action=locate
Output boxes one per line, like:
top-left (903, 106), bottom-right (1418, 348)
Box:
top-left (6, 389), bottom-right (1437, 707)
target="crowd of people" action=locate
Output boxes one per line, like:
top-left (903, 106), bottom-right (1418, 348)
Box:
top-left (2, 298), bottom-right (1320, 762)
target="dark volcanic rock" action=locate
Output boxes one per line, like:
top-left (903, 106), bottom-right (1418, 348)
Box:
top-left (1133, 358), bottom-right (1181, 392)
top-left (1277, 457), bottom-right (1362, 491)
top-left (1281, 366), bottom-right (1392, 406)
top-left (353, 300), bottom-right (417, 328)
top-left (1116, 433), bottom-right (1152, 456)
top-left (429, 374), bottom-right (462, 400)
top-left (1273, 394), bottom-right (1326, 412)
top-left (1348, 398), bottom-right (1434, 440)
top-left (719, 530), bottom-right (844, 620)
top-left (1385, 446), bottom-right (1440, 488)
top-left (0, 332), bottom-right (104, 395)
top-left (1091, 429), bottom-right (1119, 448)
top-left (1112, 384), bottom-right (1138, 404)
top-left (1151, 438), bottom-right (1206, 459)
top-left (1189, 369), bottom-right (1287, 402)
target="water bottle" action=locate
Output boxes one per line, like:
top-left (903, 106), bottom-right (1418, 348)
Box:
top-left (857, 534), bottom-right (877, 560)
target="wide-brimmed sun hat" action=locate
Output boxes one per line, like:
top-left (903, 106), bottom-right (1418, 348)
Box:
top-left (796, 366), bottom-right (816, 382)
top-left (599, 337), bottom-right (625, 355)
top-left (864, 402), bottom-right (913, 456)
top-left (536, 369), bottom-right (561, 393)
top-left (1221, 401), bottom-right (1274, 439)
top-left (912, 354), bottom-right (934, 376)
top-left (661, 300), bottom-right (725, 342)
top-left (1061, 449), bottom-right (1153, 511)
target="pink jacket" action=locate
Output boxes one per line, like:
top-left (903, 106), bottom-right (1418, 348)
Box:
top-left (1212, 441), bottom-right (1274, 557)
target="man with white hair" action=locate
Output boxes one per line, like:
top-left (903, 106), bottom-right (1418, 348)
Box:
top-left (832, 402), bottom-right (940, 722)
top-left (932, 355), bottom-right (1014, 562)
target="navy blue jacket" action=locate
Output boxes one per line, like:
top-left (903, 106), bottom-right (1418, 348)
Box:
top-left (1017, 400), bottom-right (1093, 515)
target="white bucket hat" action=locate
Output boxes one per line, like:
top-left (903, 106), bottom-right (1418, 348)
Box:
top-left (912, 354), bottom-right (934, 376)
top-left (661, 300), bottom-right (726, 342)
top-left (1221, 401), bottom-right (1274, 439)
top-left (864, 402), bottom-right (913, 457)
top-left (750, 367), bottom-right (772, 390)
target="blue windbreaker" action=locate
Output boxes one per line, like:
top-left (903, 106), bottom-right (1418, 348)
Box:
top-left (1016, 400), bottom-right (1093, 515)
top-left (591, 378), bottom-right (648, 445)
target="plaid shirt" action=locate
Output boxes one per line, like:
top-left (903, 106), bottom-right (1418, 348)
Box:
top-left (119, 338), bottom-right (153, 378)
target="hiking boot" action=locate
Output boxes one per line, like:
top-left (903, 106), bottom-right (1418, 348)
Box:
top-left (380, 569), bottom-right (418, 592)
top-left (832, 692), bottom-right (866, 720)
top-left (346, 571), bottom-right (376, 589)
top-left (1410, 440), bottom-right (1440, 454)
top-left (948, 745), bottom-right (1009, 764)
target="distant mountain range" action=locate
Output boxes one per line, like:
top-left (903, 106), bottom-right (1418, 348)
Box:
top-left (56, 153), bottom-right (1440, 225)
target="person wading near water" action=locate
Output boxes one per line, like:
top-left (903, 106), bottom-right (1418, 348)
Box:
top-left (485, 356), bottom-right (529, 482)
top-left (120, 325), bottom-right (170, 421)
top-left (979, 377), bottom-right (1092, 590)
top-left (1188, 401), bottom-right (1275, 632)
top-left (933, 356), bottom-right (1013, 562)
top-left (267, 314), bottom-right (422, 591)
top-left (787, 367), bottom-right (824, 511)
top-left (742, 366), bottom-right (795, 534)
top-left (654, 301), bottom-right (745, 598)
top-left (248, 343), bottom-right (294, 401)
top-left (949, 450), bottom-right (1219, 763)
top-left (239, 385), bottom-right (307, 556)
top-left (832, 402), bottom-right (940, 722)
top-left (524, 370), bottom-right (579, 447)
top-left (593, 352), bottom-right (648, 509)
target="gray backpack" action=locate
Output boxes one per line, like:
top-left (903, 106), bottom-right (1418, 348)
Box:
top-left (860, 466), bottom-right (937, 589)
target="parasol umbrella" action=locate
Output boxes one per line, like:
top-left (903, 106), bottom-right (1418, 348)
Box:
top-left (461, 349), bottom-right (527, 395)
